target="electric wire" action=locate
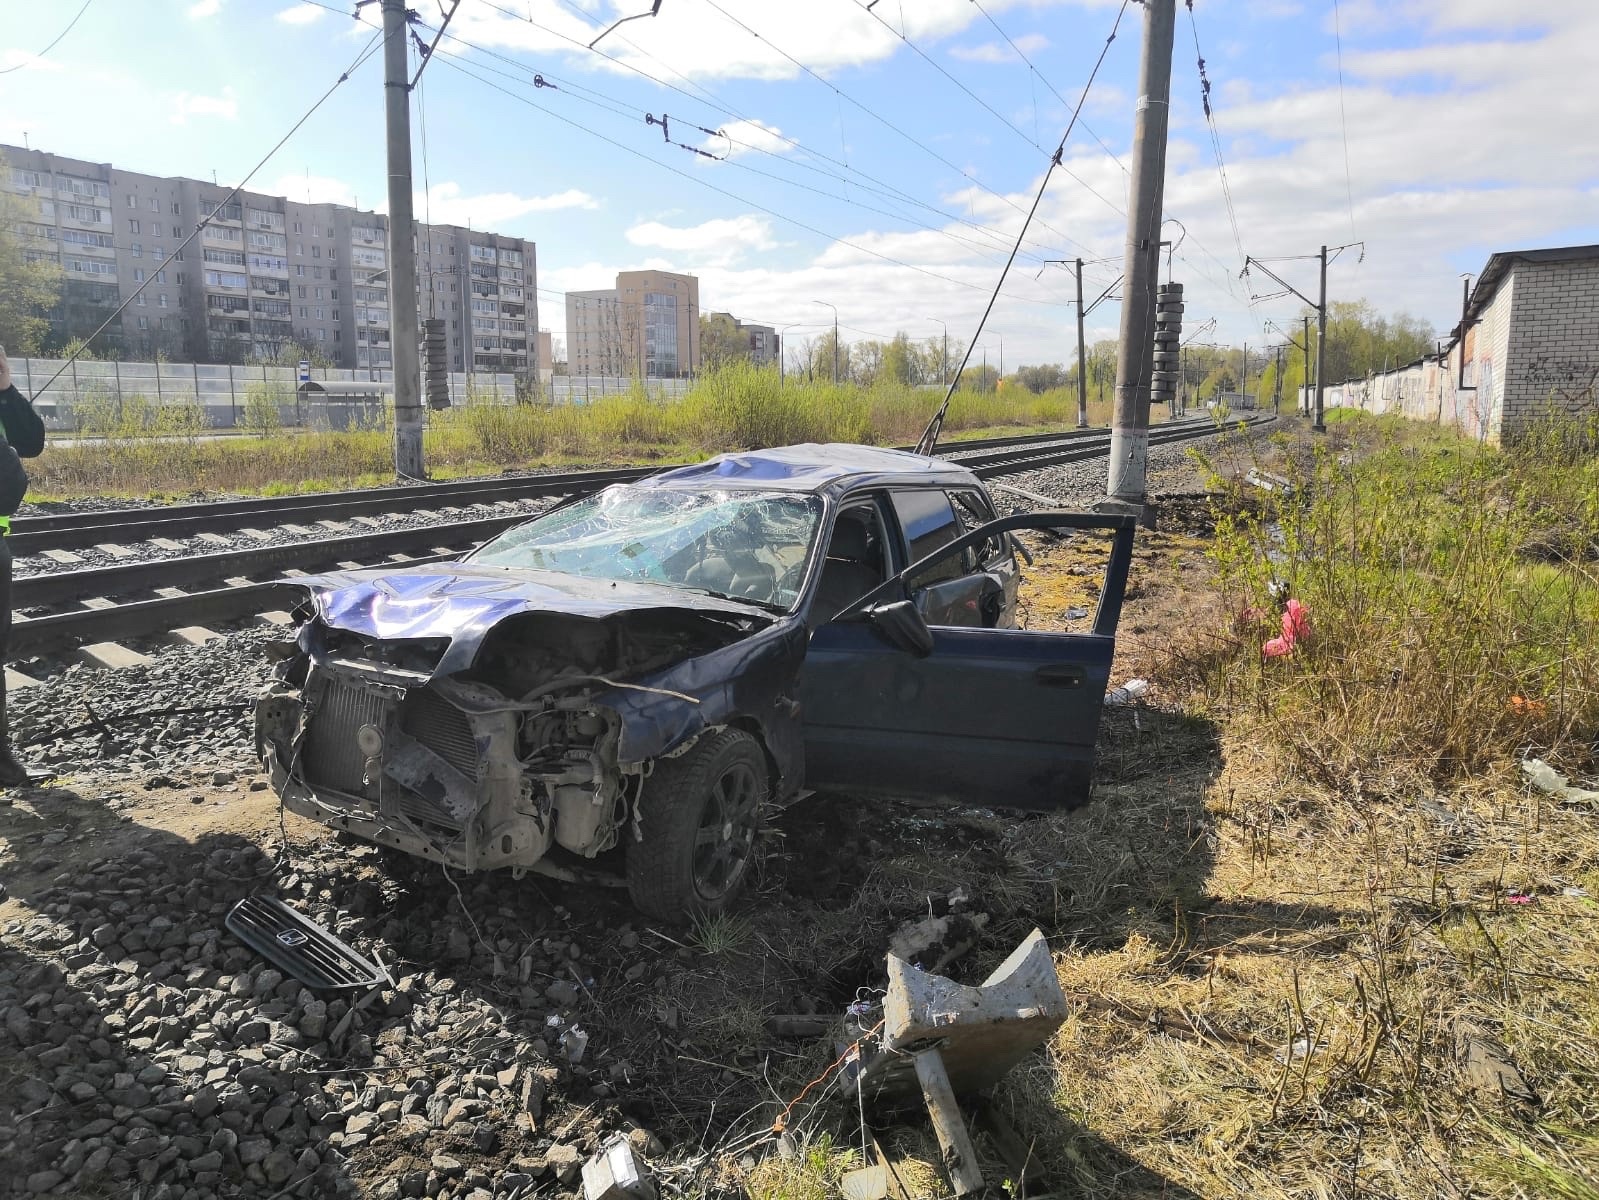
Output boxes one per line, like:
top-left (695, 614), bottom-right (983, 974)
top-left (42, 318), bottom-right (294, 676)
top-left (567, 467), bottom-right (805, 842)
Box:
top-left (917, 0), bottom-right (1132, 454)
top-left (969, 0), bottom-right (1128, 173)
top-left (431, 52), bottom-right (1084, 309)
top-left (418, 35), bottom-right (1072, 277)
top-left (1185, 0), bottom-right (1246, 272)
top-left (1330, 0), bottom-right (1359, 243)
top-left (851, 0), bottom-right (1131, 221)
top-left (27, 30), bottom-right (386, 398)
top-left (694, 0), bottom-right (1100, 257)
top-left (460, 0), bottom-right (1088, 265)
top-left (0, 0), bottom-right (96, 74)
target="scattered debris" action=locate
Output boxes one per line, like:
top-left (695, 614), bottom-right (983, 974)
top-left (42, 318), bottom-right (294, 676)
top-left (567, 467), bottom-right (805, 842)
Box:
top-left (1263, 598), bottom-right (1312, 658)
top-left (1452, 1018), bottom-right (1539, 1109)
top-left (1522, 757), bottom-right (1599, 806)
top-left (885, 910), bottom-right (989, 976)
top-left (1104, 678), bottom-right (1150, 706)
top-left (852, 929), bottom-right (1069, 1196)
top-left (1245, 467), bottom-right (1296, 496)
top-left (225, 894), bottom-right (391, 990)
top-left (582, 1135), bottom-right (658, 1200)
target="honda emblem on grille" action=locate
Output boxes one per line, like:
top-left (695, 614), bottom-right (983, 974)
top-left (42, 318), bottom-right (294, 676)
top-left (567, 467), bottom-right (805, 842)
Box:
top-left (276, 930), bottom-right (310, 948)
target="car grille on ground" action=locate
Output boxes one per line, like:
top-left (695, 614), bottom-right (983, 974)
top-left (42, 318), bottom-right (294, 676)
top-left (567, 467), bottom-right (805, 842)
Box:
top-left (401, 687), bottom-right (481, 781)
top-left (304, 677), bottom-right (388, 796)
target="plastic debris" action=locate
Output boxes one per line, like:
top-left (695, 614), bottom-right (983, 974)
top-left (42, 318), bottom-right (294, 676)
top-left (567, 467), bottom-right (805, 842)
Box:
top-left (1104, 679), bottom-right (1150, 706)
top-left (1522, 758), bottom-right (1599, 806)
top-left (1063, 606), bottom-right (1090, 621)
top-left (1562, 886), bottom-right (1590, 898)
top-left (561, 1025), bottom-right (590, 1063)
top-left (1263, 599), bottom-right (1312, 658)
top-left (1504, 893), bottom-right (1535, 905)
top-left (1274, 1035), bottom-right (1319, 1063)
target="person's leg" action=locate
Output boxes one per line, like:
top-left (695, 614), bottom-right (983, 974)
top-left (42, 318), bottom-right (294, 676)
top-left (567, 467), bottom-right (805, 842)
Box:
top-left (0, 537), bottom-right (28, 786)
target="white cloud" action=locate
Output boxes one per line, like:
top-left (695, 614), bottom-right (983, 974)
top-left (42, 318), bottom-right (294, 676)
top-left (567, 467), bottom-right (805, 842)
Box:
top-left (950, 32), bottom-right (1049, 64)
top-left (445, 0), bottom-right (1082, 83)
top-left (417, 181), bottom-right (599, 226)
top-left (0, 50), bottom-right (63, 73)
top-left (276, 4), bottom-right (325, 25)
top-left (170, 86), bottom-right (238, 125)
top-left (187, 0), bottom-right (221, 17)
top-left (625, 215), bottom-right (777, 265)
top-left (711, 119), bottom-right (791, 160)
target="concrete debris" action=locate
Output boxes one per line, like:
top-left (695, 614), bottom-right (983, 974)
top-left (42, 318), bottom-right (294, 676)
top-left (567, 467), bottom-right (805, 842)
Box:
top-left (886, 911), bottom-right (990, 976)
top-left (581, 1135), bottom-right (658, 1200)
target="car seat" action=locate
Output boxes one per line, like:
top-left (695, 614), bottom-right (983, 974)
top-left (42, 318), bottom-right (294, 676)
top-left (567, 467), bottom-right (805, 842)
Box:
top-left (812, 515), bottom-right (883, 624)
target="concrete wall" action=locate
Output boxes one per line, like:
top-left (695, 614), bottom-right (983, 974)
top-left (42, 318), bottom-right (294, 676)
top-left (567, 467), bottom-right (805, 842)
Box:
top-left (1321, 255), bottom-right (1599, 443)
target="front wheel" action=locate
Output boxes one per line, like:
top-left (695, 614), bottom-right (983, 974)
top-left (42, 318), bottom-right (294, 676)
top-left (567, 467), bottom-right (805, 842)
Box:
top-left (625, 729), bottom-right (768, 920)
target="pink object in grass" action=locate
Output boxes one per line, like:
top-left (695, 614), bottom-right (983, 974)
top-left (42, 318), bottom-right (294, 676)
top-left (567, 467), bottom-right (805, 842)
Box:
top-left (1262, 599), bottom-right (1312, 659)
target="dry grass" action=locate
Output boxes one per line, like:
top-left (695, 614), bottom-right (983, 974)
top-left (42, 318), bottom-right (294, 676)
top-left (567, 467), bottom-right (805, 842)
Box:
top-left (728, 416), bottom-right (1598, 1199)
top-left (29, 362), bottom-right (1119, 500)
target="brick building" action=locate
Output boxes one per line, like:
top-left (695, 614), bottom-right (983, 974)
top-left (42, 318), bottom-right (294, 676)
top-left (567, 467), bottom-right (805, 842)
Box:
top-left (3, 143), bottom-right (537, 374)
top-left (1323, 244), bottom-right (1599, 442)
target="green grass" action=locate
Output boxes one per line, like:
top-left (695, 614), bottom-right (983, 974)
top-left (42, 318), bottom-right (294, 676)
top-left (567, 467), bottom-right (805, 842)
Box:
top-left (1180, 409), bottom-right (1599, 789)
top-left (29, 361), bottom-right (1124, 500)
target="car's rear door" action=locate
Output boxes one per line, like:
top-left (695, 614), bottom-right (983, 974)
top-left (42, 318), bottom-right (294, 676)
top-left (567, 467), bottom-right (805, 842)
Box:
top-left (798, 511), bottom-right (1134, 812)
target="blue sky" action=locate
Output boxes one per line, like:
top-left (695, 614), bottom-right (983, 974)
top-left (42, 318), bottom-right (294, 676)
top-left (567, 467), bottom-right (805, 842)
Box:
top-left (3, 0), bottom-right (1597, 368)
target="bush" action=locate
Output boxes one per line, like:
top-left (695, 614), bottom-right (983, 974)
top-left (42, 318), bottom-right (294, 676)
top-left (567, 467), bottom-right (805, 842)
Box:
top-left (1182, 415), bottom-right (1599, 789)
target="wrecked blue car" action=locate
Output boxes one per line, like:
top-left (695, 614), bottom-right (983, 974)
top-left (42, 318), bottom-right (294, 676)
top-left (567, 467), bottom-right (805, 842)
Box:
top-left (256, 444), bottom-right (1134, 919)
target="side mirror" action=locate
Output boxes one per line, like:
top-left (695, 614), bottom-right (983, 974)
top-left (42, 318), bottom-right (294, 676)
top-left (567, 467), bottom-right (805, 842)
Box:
top-left (865, 600), bottom-right (935, 658)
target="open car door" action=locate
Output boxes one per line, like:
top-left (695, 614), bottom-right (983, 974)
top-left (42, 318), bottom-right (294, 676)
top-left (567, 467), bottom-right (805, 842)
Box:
top-left (798, 511), bottom-right (1135, 812)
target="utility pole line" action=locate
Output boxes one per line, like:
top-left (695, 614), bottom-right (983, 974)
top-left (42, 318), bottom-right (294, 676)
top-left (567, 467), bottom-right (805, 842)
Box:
top-left (383, 0), bottom-right (424, 478)
top-left (1106, 0), bottom-right (1174, 510)
top-left (1241, 341), bottom-right (1248, 406)
top-left (1075, 257), bottom-right (1088, 428)
top-left (1274, 344), bottom-right (1283, 413)
top-left (1303, 315), bottom-right (1312, 415)
top-left (1315, 243), bottom-right (1328, 430)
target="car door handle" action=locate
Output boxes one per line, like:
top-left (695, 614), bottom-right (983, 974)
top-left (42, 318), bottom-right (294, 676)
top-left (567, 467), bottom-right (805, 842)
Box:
top-left (1034, 664), bottom-right (1085, 687)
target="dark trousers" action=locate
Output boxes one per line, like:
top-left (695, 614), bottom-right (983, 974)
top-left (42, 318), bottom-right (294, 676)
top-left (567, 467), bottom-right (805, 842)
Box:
top-left (0, 536), bottom-right (11, 726)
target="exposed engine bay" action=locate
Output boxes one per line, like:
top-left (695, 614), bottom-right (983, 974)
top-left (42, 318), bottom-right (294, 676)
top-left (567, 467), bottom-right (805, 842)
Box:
top-left (257, 603), bottom-right (764, 878)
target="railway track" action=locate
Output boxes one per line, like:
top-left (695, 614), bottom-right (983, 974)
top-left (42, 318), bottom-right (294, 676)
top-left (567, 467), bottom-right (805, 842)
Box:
top-left (8, 415), bottom-right (1268, 665)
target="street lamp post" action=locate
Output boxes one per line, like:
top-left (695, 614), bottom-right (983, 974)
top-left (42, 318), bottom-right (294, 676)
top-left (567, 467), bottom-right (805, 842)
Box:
top-left (813, 300), bottom-right (839, 384)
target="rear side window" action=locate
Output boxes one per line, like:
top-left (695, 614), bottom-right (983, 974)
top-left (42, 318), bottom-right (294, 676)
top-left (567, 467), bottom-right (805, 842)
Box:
top-left (891, 489), bottom-right (963, 584)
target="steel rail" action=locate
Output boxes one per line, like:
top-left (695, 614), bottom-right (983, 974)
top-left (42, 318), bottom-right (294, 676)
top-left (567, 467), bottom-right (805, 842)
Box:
top-left (10, 416), bottom-right (1269, 660)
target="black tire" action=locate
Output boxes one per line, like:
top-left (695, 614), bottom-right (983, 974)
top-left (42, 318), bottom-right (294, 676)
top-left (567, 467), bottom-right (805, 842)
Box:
top-left (626, 729), bottom-right (769, 920)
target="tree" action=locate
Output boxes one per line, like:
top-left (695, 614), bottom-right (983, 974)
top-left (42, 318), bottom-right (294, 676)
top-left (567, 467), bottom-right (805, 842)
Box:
top-left (1013, 363), bottom-right (1069, 393)
top-left (883, 332), bottom-right (916, 385)
top-left (0, 156), bottom-right (64, 354)
top-left (699, 313), bottom-right (748, 370)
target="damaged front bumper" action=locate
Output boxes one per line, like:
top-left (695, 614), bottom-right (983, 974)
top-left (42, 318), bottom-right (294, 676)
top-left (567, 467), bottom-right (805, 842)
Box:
top-left (257, 660), bottom-right (638, 875)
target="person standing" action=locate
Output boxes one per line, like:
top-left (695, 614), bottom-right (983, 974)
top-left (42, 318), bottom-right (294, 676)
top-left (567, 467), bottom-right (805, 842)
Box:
top-left (0, 347), bottom-right (46, 786)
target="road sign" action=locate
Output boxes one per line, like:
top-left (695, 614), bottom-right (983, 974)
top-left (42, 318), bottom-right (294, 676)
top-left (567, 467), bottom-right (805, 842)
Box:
top-left (298, 360), bottom-right (311, 383)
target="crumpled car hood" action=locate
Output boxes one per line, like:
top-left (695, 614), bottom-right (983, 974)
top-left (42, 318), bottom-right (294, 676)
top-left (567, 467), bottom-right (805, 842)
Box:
top-left (299, 562), bottom-right (767, 676)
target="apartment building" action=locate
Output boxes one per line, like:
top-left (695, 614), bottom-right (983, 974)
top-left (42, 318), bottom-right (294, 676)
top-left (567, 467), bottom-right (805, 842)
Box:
top-left (2, 144), bottom-right (538, 375)
top-left (707, 312), bottom-right (780, 365)
top-left (565, 269), bottom-right (700, 378)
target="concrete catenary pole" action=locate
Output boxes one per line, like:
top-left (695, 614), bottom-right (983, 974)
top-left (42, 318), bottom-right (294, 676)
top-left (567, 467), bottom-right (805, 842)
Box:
top-left (1106, 0), bottom-right (1175, 506)
top-left (1314, 243), bottom-right (1328, 432)
top-left (1075, 257), bottom-right (1089, 428)
top-left (383, 0), bottom-right (424, 478)
top-left (1303, 314), bottom-right (1312, 416)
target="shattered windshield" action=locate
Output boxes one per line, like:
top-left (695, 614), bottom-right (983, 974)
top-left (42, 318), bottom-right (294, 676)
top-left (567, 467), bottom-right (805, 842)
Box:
top-left (469, 486), bottom-right (824, 611)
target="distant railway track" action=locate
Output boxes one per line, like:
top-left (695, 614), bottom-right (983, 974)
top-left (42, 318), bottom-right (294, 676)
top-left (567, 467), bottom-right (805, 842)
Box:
top-left (9, 415), bottom-right (1269, 664)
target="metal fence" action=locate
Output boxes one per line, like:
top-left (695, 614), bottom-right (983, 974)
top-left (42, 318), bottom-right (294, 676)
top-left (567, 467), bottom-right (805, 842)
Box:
top-left (11, 358), bottom-right (698, 431)
top-left (10, 357), bottom-right (526, 431)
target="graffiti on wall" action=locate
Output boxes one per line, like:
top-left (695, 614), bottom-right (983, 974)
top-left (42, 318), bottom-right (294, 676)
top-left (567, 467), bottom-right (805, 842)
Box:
top-left (1521, 354), bottom-right (1599, 391)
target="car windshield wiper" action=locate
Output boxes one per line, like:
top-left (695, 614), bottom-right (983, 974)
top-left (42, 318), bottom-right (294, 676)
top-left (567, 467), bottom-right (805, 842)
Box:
top-left (669, 584), bottom-right (786, 614)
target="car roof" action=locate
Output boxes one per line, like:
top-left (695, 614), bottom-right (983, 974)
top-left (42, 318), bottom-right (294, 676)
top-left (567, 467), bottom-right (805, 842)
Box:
top-left (635, 442), bottom-right (983, 499)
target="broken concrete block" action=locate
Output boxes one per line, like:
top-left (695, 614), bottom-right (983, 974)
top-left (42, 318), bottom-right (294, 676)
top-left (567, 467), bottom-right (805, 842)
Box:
top-left (581, 1136), bottom-right (657, 1200)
